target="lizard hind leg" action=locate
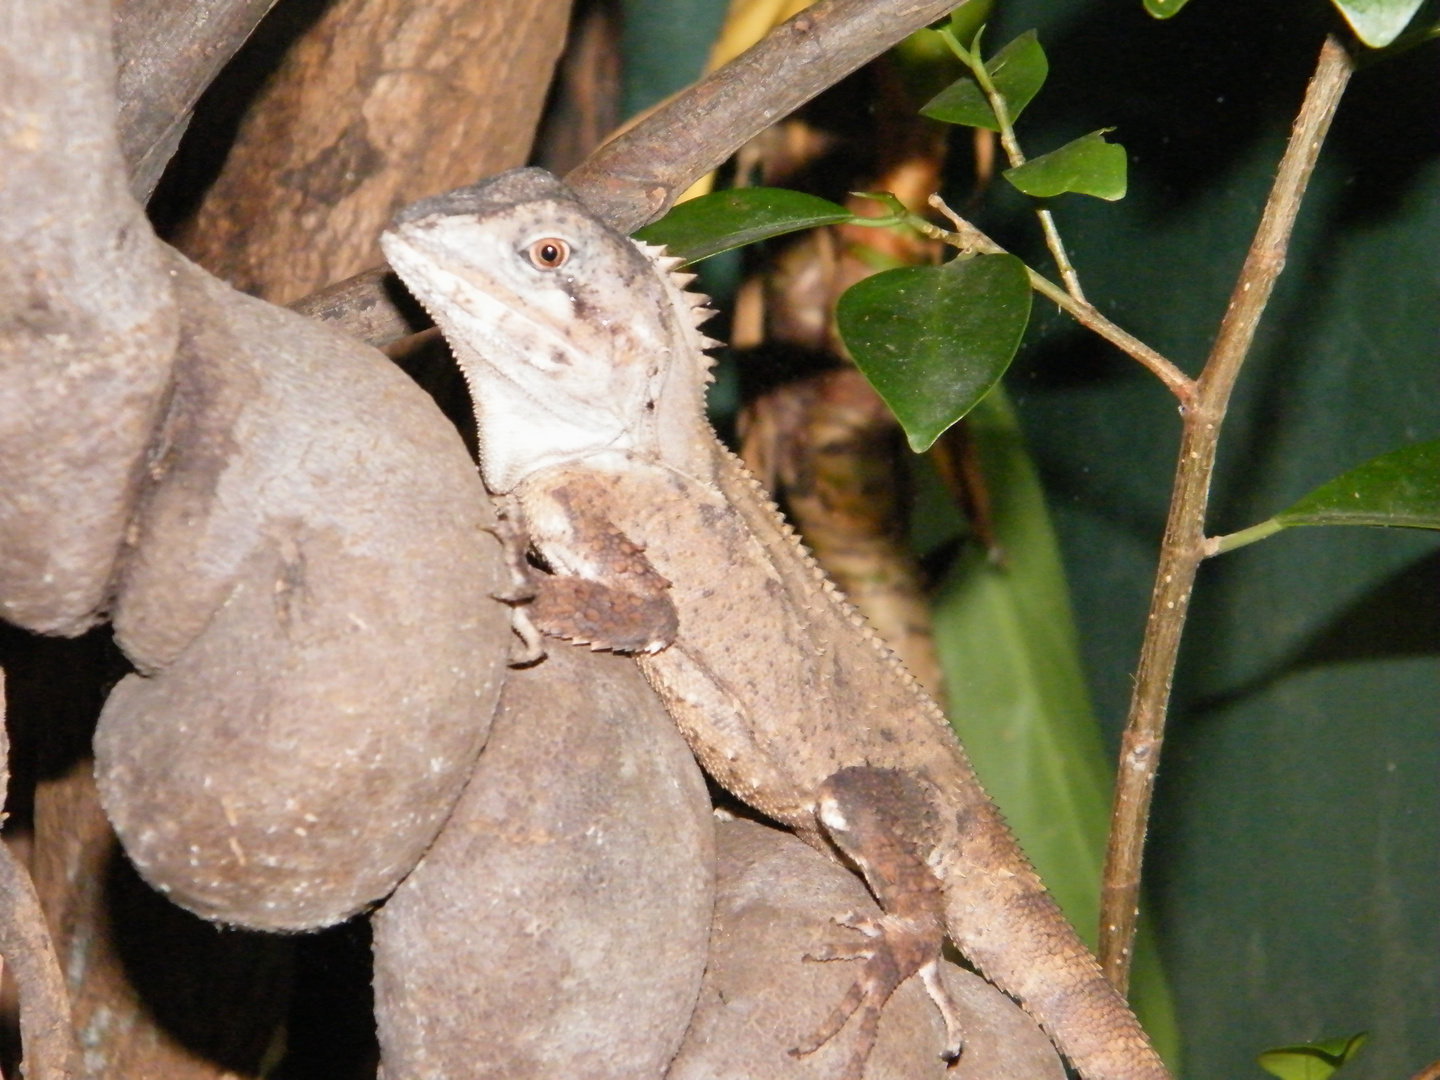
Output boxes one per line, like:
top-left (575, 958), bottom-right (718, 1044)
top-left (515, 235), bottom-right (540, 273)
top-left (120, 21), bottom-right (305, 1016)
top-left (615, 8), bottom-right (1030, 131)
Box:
top-left (794, 766), bottom-right (964, 1075)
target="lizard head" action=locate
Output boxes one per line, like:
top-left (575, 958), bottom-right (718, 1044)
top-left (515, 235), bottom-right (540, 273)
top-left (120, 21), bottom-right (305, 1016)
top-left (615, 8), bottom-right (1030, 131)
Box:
top-left (382, 168), bottom-right (717, 494)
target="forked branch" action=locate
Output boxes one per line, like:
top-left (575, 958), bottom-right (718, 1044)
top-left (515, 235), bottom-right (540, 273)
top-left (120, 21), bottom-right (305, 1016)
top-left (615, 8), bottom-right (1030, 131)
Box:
top-left (917, 197), bottom-right (1195, 404)
top-left (1096, 35), bottom-right (1356, 995)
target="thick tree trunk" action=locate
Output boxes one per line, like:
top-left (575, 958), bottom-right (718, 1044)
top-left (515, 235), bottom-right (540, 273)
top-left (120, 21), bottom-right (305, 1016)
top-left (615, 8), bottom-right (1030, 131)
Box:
top-left (172, 0), bottom-right (574, 303)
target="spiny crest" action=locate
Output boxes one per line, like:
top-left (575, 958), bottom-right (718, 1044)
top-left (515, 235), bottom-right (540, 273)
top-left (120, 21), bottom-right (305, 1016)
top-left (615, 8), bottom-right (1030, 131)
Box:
top-left (631, 237), bottom-right (724, 376)
top-left (719, 445), bottom-right (953, 731)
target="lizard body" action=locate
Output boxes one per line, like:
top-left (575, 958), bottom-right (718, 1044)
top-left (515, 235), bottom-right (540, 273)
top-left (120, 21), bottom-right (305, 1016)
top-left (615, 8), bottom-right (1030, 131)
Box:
top-left (381, 168), bottom-right (1168, 1080)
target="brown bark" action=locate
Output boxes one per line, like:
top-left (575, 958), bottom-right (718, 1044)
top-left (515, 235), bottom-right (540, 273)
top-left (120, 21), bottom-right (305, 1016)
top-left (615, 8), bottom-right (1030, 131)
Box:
top-left (0, 0), bottom-right (178, 636)
top-left (174, 0), bottom-right (574, 303)
top-left (569, 0), bottom-right (962, 233)
top-left (1097, 36), bottom-right (1355, 993)
top-left (289, 0), bottom-right (963, 347)
top-left (114, 0), bottom-right (281, 201)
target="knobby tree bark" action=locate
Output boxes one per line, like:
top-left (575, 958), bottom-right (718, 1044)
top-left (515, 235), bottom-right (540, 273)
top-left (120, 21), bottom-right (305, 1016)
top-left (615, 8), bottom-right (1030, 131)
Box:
top-left (0, 0), bottom-right (1086, 1076)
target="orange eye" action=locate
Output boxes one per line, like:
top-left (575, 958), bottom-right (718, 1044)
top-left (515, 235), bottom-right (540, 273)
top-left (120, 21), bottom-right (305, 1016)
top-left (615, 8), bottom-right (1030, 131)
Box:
top-left (527, 238), bottom-right (570, 270)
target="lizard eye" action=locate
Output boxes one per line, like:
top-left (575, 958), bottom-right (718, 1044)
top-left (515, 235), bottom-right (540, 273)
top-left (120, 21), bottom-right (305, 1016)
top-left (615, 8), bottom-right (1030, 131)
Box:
top-left (526, 238), bottom-right (570, 270)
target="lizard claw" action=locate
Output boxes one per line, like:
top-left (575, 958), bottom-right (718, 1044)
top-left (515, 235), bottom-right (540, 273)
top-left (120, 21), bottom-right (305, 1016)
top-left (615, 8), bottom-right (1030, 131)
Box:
top-left (920, 961), bottom-right (966, 1062)
top-left (487, 495), bottom-right (543, 608)
top-left (505, 607), bottom-right (547, 667)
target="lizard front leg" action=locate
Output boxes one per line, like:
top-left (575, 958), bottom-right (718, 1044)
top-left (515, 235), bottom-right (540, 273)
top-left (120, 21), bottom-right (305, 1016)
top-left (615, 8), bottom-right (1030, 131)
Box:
top-left (792, 766), bottom-right (968, 1078)
top-left (507, 472), bottom-right (679, 655)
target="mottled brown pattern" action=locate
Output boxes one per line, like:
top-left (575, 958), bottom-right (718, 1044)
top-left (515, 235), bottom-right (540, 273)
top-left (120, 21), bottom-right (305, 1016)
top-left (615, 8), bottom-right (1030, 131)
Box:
top-left (524, 474), bottom-right (680, 651)
top-left (670, 818), bottom-right (1068, 1080)
top-left (383, 168), bottom-right (1171, 1080)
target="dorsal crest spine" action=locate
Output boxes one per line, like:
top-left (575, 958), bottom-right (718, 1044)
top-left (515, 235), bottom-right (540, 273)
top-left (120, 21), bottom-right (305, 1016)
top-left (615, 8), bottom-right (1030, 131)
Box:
top-left (630, 237), bottom-right (722, 381)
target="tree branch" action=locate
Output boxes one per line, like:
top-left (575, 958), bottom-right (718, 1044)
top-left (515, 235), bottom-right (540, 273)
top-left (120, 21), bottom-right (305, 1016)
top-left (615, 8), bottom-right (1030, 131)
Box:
top-left (568, 0), bottom-right (961, 233)
top-left (0, 671), bottom-right (83, 1080)
top-left (1097, 34), bottom-right (1355, 996)
top-left (923, 196), bottom-right (1195, 404)
top-left (290, 0), bottom-right (963, 344)
top-left (114, 0), bottom-right (281, 201)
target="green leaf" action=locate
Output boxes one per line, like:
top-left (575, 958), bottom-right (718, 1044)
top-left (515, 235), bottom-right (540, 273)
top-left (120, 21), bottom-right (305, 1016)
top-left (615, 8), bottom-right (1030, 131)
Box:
top-left (1277, 440), bottom-right (1440, 529)
top-left (1143, 0), bottom-right (1194, 18)
top-left (836, 255), bottom-right (1031, 452)
top-left (632, 188), bottom-right (851, 264)
top-left (1210, 441), bottom-right (1439, 554)
top-left (920, 30), bottom-right (1048, 131)
top-left (1258, 1032), bottom-right (1369, 1080)
top-left (1330, 0), bottom-right (1426, 47)
top-left (1004, 130), bottom-right (1128, 200)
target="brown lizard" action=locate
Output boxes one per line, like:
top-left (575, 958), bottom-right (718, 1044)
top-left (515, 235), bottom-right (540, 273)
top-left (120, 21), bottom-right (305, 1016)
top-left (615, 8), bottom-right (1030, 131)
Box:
top-left (380, 167), bottom-right (1170, 1080)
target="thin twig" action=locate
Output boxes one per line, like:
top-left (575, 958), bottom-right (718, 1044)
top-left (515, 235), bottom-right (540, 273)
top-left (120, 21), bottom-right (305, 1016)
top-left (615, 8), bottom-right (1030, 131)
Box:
top-left (938, 28), bottom-right (1086, 299)
top-left (924, 195), bottom-right (1195, 404)
top-left (1097, 35), bottom-right (1355, 996)
top-left (290, 0), bottom-right (962, 345)
top-left (0, 670), bottom-right (83, 1080)
top-left (1032, 207), bottom-right (1083, 300)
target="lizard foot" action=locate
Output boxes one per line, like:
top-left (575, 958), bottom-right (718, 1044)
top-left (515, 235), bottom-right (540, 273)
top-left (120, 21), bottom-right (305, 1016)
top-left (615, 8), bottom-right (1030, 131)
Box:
top-left (486, 494), bottom-right (678, 654)
top-left (485, 502), bottom-right (548, 665)
top-left (486, 494), bottom-right (540, 604)
top-left (790, 910), bottom-right (951, 1075)
top-left (791, 915), bottom-right (967, 1075)
top-left (792, 766), bottom-right (967, 1075)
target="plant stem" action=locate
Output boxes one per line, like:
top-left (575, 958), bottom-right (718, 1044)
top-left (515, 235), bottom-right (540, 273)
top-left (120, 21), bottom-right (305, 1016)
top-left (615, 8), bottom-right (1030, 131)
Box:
top-left (940, 29), bottom-right (1087, 300)
top-left (920, 197), bottom-right (1195, 404)
top-left (1097, 35), bottom-right (1355, 996)
top-left (1205, 517), bottom-right (1284, 556)
top-left (1033, 207), bottom-right (1085, 301)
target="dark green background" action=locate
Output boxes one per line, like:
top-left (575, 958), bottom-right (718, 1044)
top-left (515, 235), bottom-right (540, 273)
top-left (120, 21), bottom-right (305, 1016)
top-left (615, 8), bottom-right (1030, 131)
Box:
top-left (622, 1), bottom-right (1439, 1076)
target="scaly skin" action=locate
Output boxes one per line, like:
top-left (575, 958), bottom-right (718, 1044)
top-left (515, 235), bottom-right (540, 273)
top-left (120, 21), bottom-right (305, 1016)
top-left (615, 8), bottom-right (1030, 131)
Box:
top-left (381, 167), bottom-right (1170, 1080)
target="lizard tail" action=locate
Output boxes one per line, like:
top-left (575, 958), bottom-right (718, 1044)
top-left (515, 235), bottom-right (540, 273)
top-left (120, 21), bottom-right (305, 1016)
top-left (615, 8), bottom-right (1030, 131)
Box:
top-left (943, 850), bottom-right (1171, 1080)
